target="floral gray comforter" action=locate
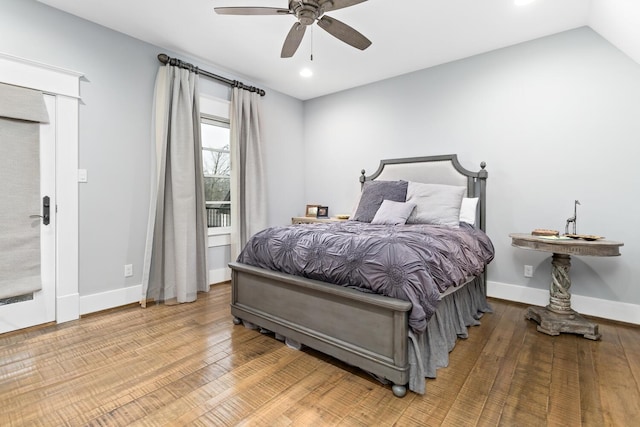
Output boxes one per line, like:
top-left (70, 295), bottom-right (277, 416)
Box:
top-left (237, 221), bottom-right (494, 332)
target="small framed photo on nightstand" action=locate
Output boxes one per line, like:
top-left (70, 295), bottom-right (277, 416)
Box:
top-left (305, 204), bottom-right (320, 217)
top-left (316, 206), bottom-right (329, 218)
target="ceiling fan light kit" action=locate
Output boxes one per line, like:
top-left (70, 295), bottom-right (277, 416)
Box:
top-left (215, 0), bottom-right (372, 58)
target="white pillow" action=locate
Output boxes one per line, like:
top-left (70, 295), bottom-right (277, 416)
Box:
top-left (371, 200), bottom-right (416, 225)
top-left (406, 182), bottom-right (466, 227)
top-left (459, 197), bottom-right (479, 225)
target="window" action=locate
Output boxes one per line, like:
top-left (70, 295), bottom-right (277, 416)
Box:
top-left (201, 115), bottom-right (231, 230)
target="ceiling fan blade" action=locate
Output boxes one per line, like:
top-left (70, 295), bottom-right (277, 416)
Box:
top-left (281, 22), bottom-right (307, 58)
top-left (214, 7), bottom-right (291, 16)
top-left (317, 15), bottom-right (371, 51)
top-left (323, 0), bottom-right (368, 12)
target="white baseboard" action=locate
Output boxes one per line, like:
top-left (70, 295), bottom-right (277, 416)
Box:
top-left (209, 267), bottom-right (231, 284)
top-left (488, 281), bottom-right (640, 325)
top-left (82, 277), bottom-right (640, 325)
top-left (57, 292), bottom-right (80, 323)
top-left (79, 285), bottom-right (142, 315)
top-left (79, 269), bottom-right (231, 316)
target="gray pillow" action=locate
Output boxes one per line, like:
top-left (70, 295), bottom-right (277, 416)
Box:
top-left (352, 180), bottom-right (408, 222)
top-left (371, 200), bottom-right (416, 225)
top-left (406, 182), bottom-right (466, 227)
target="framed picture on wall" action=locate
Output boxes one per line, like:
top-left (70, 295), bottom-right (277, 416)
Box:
top-left (316, 206), bottom-right (329, 218)
top-left (305, 205), bottom-right (320, 217)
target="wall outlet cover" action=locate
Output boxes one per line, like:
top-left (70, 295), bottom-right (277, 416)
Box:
top-left (524, 265), bottom-right (533, 278)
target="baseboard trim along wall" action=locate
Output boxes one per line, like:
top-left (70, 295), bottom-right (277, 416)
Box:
top-left (488, 281), bottom-right (640, 326)
top-left (80, 285), bottom-right (142, 315)
top-left (209, 267), bottom-right (231, 285)
top-left (78, 276), bottom-right (638, 324)
top-left (79, 267), bottom-right (232, 315)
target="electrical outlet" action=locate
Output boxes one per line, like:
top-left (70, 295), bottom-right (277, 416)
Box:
top-left (124, 264), bottom-right (133, 277)
top-left (524, 265), bottom-right (533, 278)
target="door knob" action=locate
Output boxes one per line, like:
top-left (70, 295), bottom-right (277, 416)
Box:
top-left (29, 196), bottom-right (50, 225)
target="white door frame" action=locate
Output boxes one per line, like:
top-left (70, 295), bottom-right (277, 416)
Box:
top-left (0, 52), bottom-right (82, 324)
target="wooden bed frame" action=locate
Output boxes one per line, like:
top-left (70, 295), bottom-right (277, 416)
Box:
top-left (229, 154), bottom-right (488, 397)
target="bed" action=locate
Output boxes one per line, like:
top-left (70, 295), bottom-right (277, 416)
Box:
top-left (229, 154), bottom-right (493, 397)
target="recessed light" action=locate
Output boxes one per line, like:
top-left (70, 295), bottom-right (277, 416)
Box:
top-left (300, 68), bottom-right (313, 78)
top-left (514, 0), bottom-right (535, 5)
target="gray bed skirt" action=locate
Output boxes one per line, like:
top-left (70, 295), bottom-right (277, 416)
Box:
top-left (408, 276), bottom-right (491, 394)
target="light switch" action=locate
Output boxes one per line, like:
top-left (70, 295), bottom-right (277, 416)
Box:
top-left (78, 169), bottom-right (88, 183)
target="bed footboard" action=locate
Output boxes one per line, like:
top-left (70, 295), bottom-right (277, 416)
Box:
top-left (229, 261), bottom-right (413, 396)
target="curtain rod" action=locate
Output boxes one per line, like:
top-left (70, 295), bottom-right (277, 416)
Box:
top-left (157, 53), bottom-right (266, 97)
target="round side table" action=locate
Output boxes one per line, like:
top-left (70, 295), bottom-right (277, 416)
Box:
top-left (509, 233), bottom-right (623, 340)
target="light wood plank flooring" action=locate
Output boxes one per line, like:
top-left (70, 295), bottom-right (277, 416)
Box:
top-left (1, 283), bottom-right (639, 426)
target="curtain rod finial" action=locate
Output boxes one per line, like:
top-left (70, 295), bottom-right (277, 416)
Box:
top-left (157, 53), bottom-right (170, 64)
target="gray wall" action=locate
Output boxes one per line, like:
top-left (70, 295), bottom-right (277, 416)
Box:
top-left (1, 0), bottom-right (304, 296)
top-left (303, 27), bottom-right (640, 306)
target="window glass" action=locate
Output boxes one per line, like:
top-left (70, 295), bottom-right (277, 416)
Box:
top-left (202, 150), bottom-right (230, 177)
top-left (204, 176), bottom-right (230, 202)
top-left (201, 118), bottom-right (231, 229)
top-left (201, 122), bottom-right (229, 150)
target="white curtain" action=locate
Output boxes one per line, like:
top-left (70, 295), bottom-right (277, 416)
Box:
top-left (141, 65), bottom-right (209, 305)
top-left (230, 87), bottom-right (267, 260)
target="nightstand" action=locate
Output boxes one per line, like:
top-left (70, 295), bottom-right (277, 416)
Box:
top-left (291, 216), bottom-right (346, 225)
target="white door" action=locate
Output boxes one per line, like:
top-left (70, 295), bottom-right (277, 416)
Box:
top-left (0, 94), bottom-right (56, 334)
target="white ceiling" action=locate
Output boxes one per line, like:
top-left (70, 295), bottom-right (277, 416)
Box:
top-left (34, 0), bottom-right (635, 100)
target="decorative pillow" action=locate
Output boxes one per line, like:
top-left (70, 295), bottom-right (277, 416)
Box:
top-left (349, 190), bottom-right (362, 219)
top-left (351, 180), bottom-right (408, 223)
top-left (406, 182), bottom-right (466, 227)
top-left (459, 197), bottom-right (479, 225)
top-left (371, 200), bottom-right (416, 225)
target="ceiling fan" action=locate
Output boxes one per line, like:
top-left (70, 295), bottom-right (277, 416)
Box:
top-left (214, 0), bottom-right (372, 58)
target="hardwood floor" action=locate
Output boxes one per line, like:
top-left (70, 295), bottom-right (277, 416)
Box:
top-left (1, 283), bottom-right (639, 426)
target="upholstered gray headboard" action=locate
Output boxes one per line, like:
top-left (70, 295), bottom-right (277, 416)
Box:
top-left (359, 154), bottom-right (488, 230)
